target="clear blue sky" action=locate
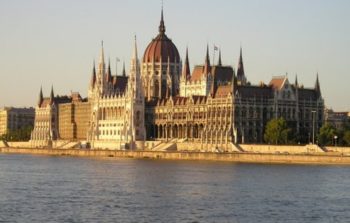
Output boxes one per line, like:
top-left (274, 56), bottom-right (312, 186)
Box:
top-left (0, 0), bottom-right (349, 110)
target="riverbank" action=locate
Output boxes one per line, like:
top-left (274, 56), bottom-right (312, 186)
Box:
top-left (2, 147), bottom-right (350, 165)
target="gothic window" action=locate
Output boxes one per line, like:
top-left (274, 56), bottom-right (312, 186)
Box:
top-left (136, 111), bottom-right (140, 121)
top-left (154, 80), bottom-right (159, 97)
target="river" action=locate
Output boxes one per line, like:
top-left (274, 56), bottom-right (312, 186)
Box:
top-left (0, 154), bottom-right (349, 222)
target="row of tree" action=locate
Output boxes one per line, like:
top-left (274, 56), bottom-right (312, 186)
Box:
top-left (264, 117), bottom-right (350, 146)
top-left (0, 126), bottom-right (33, 142)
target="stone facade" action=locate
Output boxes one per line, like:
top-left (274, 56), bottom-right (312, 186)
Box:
top-left (87, 38), bottom-right (146, 149)
top-left (0, 107), bottom-right (35, 136)
top-left (30, 9), bottom-right (324, 150)
top-left (30, 87), bottom-right (73, 147)
top-left (58, 93), bottom-right (90, 140)
top-left (324, 109), bottom-right (350, 129)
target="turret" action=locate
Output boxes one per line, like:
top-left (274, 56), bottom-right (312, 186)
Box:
top-left (237, 46), bottom-right (247, 85)
top-left (295, 74), bottom-right (299, 88)
top-left (38, 86), bottom-right (43, 107)
top-left (203, 44), bottom-right (211, 75)
top-left (159, 6), bottom-right (166, 35)
top-left (97, 41), bottom-right (106, 93)
top-left (90, 61), bottom-right (96, 89)
top-left (106, 58), bottom-right (112, 83)
top-left (218, 49), bottom-right (222, 66)
top-left (315, 73), bottom-right (321, 98)
top-left (129, 36), bottom-right (142, 99)
top-left (122, 61), bottom-right (126, 77)
top-left (182, 47), bottom-right (191, 81)
top-left (49, 85), bottom-right (54, 105)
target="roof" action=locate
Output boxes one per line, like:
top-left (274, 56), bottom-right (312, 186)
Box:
top-left (192, 95), bottom-right (207, 104)
top-left (173, 97), bottom-right (189, 105)
top-left (39, 95), bottom-right (72, 108)
top-left (212, 66), bottom-right (233, 84)
top-left (236, 85), bottom-right (274, 99)
top-left (190, 65), bottom-right (205, 82)
top-left (269, 76), bottom-right (286, 90)
top-left (142, 11), bottom-right (180, 64)
top-left (298, 88), bottom-right (318, 100)
top-left (113, 76), bottom-right (128, 93)
top-left (214, 85), bottom-right (232, 98)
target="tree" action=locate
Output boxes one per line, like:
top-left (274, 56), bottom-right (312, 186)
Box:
top-left (343, 131), bottom-right (350, 146)
top-left (264, 118), bottom-right (292, 144)
top-left (318, 123), bottom-right (336, 146)
top-left (1, 126), bottom-right (33, 142)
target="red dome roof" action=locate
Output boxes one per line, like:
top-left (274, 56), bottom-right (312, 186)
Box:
top-left (143, 34), bottom-right (180, 63)
top-left (142, 10), bottom-right (180, 63)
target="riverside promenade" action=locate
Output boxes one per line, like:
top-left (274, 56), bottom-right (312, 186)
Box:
top-left (2, 147), bottom-right (350, 165)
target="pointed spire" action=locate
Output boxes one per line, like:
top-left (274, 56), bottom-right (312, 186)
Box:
top-left (38, 86), bottom-right (43, 106)
top-left (50, 85), bottom-right (54, 104)
top-left (315, 73), bottom-right (321, 96)
top-left (237, 46), bottom-right (246, 84)
top-left (218, 49), bottom-right (222, 66)
top-left (182, 47), bottom-right (191, 80)
top-left (112, 75), bottom-right (117, 89)
top-left (122, 61), bottom-right (126, 76)
top-left (106, 58), bottom-right (112, 83)
top-left (99, 41), bottom-right (105, 66)
top-left (159, 4), bottom-right (166, 34)
top-left (132, 35), bottom-right (138, 60)
top-left (232, 68), bottom-right (237, 89)
top-left (204, 44), bottom-right (211, 75)
top-left (90, 60), bottom-right (96, 88)
top-left (295, 74), bottom-right (298, 87)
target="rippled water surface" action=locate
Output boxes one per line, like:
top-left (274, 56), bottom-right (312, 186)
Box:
top-left (1, 154), bottom-right (350, 222)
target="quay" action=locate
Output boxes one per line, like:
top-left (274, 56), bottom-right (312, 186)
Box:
top-left (2, 146), bottom-right (350, 165)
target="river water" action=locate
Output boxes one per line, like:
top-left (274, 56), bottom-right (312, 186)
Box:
top-left (0, 154), bottom-right (350, 222)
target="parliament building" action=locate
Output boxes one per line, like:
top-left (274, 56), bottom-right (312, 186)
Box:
top-left (30, 9), bottom-right (324, 150)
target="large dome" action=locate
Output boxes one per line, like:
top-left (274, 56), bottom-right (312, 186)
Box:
top-left (142, 10), bottom-right (180, 63)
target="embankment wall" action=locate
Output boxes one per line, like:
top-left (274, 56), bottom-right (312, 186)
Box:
top-left (2, 147), bottom-right (350, 165)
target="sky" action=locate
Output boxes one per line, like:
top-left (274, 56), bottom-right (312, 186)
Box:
top-left (0, 0), bottom-right (349, 110)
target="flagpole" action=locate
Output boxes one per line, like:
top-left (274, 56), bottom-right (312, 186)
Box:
top-left (213, 45), bottom-right (215, 66)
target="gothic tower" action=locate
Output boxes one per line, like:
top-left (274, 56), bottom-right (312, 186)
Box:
top-left (127, 36), bottom-right (146, 146)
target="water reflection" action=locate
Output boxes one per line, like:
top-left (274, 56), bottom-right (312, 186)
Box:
top-left (0, 154), bottom-right (349, 222)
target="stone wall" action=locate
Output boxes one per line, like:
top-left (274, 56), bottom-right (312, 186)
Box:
top-left (7, 141), bottom-right (32, 148)
top-left (325, 146), bottom-right (350, 155)
top-left (176, 142), bottom-right (236, 152)
top-left (2, 147), bottom-right (350, 165)
top-left (239, 144), bottom-right (325, 154)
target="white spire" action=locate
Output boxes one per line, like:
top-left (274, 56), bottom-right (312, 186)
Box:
top-left (99, 41), bottom-right (105, 66)
top-left (132, 35), bottom-right (138, 61)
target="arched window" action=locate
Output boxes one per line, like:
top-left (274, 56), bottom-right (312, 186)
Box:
top-left (154, 80), bottom-right (159, 97)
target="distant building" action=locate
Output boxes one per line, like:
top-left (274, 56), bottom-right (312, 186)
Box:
top-left (324, 109), bottom-right (349, 129)
top-left (0, 107), bottom-right (35, 136)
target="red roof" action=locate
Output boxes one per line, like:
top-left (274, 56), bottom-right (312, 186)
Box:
top-left (214, 85), bottom-right (232, 98)
top-left (269, 77), bottom-right (286, 90)
top-left (190, 65), bottom-right (205, 82)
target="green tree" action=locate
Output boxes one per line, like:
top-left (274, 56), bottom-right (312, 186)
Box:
top-left (343, 131), bottom-right (350, 146)
top-left (1, 126), bottom-right (33, 142)
top-left (264, 118), bottom-right (292, 144)
top-left (318, 123), bottom-right (337, 146)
